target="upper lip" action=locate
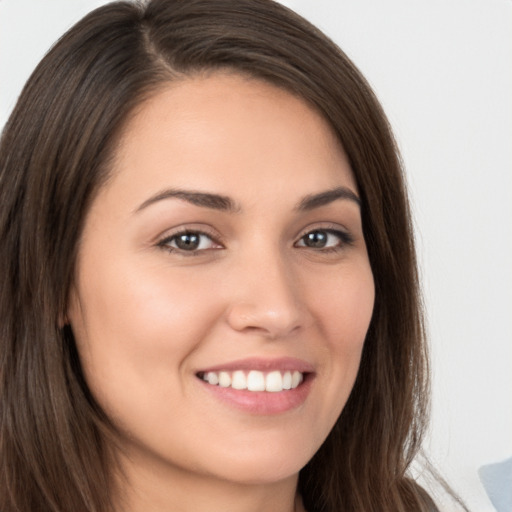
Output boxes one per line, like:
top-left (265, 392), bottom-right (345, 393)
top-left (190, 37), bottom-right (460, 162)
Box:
top-left (196, 357), bottom-right (315, 374)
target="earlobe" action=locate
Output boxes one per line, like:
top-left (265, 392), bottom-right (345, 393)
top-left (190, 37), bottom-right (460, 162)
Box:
top-left (58, 312), bottom-right (70, 328)
top-left (60, 285), bottom-right (78, 328)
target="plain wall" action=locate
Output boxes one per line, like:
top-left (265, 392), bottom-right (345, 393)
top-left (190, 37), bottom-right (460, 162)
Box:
top-left (1, 1), bottom-right (511, 510)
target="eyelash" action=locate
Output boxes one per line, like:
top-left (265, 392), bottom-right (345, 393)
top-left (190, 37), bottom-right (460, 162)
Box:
top-left (295, 227), bottom-right (355, 252)
top-left (157, 229), bottom-right (222, 255)
top-left (157, 226), bottom-right (354, 256)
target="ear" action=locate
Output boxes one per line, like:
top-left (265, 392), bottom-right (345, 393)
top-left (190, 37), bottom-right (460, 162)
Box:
top-left (57, 312), bottom-right (69, 328)
top-left (58, 284), bottom-right (76, 328)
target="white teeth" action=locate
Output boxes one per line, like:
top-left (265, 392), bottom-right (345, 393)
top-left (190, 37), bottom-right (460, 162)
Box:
top-left (205, 372), bottom-right (219, 385)
top-left (200, 369), bottom-right (305, 392)
top-left (231, 370), bottom-right (247, 390)
top-left (247, 370), bottom-right (266, 391)
top-left (291, 370), bottom-right (303, 388)
top-left (218, 371), bottom-right (231, 387)
top-left (282, 371), bottom-right (292, 390)
top-left (265, 371), bottom-right (283, 392)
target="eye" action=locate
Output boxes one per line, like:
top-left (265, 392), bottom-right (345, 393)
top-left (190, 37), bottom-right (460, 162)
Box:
top-left (158, 230), bottom-right (221, 253)
top-left (295, 228), bottom-right (353, 250)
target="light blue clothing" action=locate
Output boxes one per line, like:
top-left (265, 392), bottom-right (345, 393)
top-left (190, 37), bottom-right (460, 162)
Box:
top-left (479, 457), bottom-right (512, 512)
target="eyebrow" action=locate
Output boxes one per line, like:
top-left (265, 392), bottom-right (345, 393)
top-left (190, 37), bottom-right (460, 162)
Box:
top-left (134, 189), bottom-right (240, 214)
top-left (134, 185), bottom-right (360, 214)
top-left (296, 186), bottom-right (361, 211)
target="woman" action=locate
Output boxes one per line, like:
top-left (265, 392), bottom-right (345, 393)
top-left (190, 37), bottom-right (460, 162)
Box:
top-left (0, 1), bottom-right (442, 510)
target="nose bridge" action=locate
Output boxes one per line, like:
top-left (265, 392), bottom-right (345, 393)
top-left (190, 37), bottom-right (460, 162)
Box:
top-left (225, 240), bottom-right (304, 337)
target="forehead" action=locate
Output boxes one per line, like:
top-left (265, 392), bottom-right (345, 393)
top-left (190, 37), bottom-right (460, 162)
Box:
top-left (106, 72), bottom-right (356, 207)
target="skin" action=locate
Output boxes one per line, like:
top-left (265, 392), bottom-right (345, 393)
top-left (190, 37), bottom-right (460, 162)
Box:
top-left (68, 72), bottom-right (375, 512)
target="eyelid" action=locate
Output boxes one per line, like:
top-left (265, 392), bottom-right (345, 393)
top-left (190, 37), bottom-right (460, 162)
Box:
top-left (294, 224), bottom-right (355, 248)
top-left (154, 222), bottom-right (355, 255)
top-left (295, 222), bottom-right (354, 239)
top-left (156, 225), bottom-right (225, 254)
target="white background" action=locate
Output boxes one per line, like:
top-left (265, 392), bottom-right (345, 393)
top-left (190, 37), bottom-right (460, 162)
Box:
top-left (1, 1), bottom-right (511, 510)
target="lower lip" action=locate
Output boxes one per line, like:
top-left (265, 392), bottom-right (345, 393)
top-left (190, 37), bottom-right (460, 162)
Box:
top-left (198, 375), bottom-right (314, 415)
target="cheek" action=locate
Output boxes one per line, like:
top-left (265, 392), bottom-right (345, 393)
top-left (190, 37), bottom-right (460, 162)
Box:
top-left (69, 258), bottom-right (223, 405)
top-left (309, 260), bottom-right (374, 398)
top-left (311, 261), bottom-right (375, 350)
top-left (78, 256), bottom-right (220, 340)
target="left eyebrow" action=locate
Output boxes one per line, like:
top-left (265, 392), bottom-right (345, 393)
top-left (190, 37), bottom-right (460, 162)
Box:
top-left (296, 186), bottom-right (361, 211)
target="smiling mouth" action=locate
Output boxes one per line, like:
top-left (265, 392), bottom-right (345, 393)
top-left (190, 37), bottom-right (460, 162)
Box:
top-left (197, 370), bottom-right (305, 393)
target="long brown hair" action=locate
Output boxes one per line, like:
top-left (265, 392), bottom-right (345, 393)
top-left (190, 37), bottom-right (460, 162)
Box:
top-left (1, 1), bottom-right (435, 510)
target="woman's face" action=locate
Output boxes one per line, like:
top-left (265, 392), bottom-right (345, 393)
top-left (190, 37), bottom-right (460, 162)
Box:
top-left (68, 73), bottom-right (374, 487)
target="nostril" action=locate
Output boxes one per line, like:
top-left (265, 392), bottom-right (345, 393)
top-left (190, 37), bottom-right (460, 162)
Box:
top-left (225, 301), bottom-right (304, 339)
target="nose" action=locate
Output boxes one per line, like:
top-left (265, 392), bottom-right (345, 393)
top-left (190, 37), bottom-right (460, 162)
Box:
top-left (225, 249), bottom-right (308, 339)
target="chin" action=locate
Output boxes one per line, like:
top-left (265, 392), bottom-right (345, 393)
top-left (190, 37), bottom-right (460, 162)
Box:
top-left (197, 433), bottom-right (319, 485)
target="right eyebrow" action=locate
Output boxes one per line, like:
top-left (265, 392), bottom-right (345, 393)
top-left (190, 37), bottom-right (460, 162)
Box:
top-left (296, 186), bottom-right (361, 211)
top-left (133, 188), bottom-right (241, 214)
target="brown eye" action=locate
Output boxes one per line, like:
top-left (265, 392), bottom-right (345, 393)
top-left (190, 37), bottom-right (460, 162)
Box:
top-left (295, 229), bottom-right (354, 250)
top-left (174, 232), bottom-right (201, 251)
top-left (159, 231), bottom-right (220, 253)
top-left (302, 230), bottom-right (329, 248)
